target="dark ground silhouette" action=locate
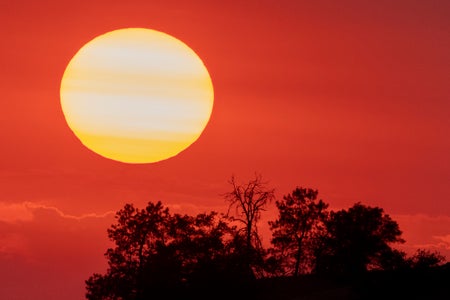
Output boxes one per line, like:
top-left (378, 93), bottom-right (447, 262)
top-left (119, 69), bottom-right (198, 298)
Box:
top-left (254, 264), bottom-right (450, 300)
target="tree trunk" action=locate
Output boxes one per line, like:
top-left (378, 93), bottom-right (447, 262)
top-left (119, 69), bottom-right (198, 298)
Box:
top-left (294, 238), bottom-right (303, 276)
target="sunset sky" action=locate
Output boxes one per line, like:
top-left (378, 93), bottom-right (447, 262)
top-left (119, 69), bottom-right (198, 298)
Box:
top-left (1, 0), bottom-right (449, 299)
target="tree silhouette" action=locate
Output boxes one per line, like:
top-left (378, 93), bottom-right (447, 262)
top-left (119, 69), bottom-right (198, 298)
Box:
top-left (86, 201), bottom-right (170, 299)
top-left (85, 201), bottom-right (239, 300)
top-left (224, 174), bottom-right (275, 278)
top-left (85, 183), bottom-right (449, 299)
top-left (408, 248), bottom-right (446, 270)
top-left (313, 202), bottom-right (404, 275)
top-left (269, 187), bottom-right (328, 276)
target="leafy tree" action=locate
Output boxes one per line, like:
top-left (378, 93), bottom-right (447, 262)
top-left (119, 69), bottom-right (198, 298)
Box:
top-left (314, 202), bottom-right (404, 275)
top-left (407, 248), bottom-right (446, 270)
top-left (224, 174), bottom-right (275, 278)
top-left (85, 201), bottom-right (238, 300)
top-left (86, 201), bottom-right (171, 299)
top-left (269, 187), bottom-right (328, 276)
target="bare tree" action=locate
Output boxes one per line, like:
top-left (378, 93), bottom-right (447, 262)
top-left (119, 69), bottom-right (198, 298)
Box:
top-left (224, 173), bottom-right (275, 277)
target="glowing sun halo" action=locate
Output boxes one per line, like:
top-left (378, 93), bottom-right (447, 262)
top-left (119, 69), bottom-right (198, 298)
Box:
top-left (60, 28), bottom-right (214, 164)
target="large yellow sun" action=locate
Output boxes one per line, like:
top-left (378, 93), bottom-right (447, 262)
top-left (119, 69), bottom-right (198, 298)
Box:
top-left (60, 28), bottom-right (214, 163)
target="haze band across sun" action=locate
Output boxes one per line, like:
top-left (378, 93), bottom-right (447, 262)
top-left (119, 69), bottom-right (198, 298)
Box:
top-left (60, 28), bottom-right (214, 164)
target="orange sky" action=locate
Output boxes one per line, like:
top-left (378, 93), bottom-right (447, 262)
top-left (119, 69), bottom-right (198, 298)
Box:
top-left (1, 0), bottom-right (449, 299)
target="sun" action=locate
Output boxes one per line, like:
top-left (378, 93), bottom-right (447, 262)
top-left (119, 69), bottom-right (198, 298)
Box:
top-left (60, 28), bottom-right (214, 164)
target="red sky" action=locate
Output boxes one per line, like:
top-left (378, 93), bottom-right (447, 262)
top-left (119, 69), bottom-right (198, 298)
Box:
top-left (1, 0), bottom-right (449, 298)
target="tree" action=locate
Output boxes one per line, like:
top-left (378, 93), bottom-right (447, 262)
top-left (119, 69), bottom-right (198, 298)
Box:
top-left (224, 174), bottom-right (275, 278)
top-left (269, 187), bottom-right (328, 276)
top-left (85, 201), bottom-right (238, 300)
top-left (314, 202), bottom-right (404, 275)
top-left (86, 201), bottom-right (171, 300)
top-left (408, 248), bottom-right (446, 270)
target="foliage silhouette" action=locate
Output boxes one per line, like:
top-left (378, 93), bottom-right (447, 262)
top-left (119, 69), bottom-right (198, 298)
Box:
top-left (269, 187), bottom-right (328, 276)
top-left (313, 202), bottom-right (405, 275)
top-left (407, 248), bottom-right (446, 270)
top-left (86, 201), bottom-right (251, 300)
top-left (86, 180), bottom-right (448, 299)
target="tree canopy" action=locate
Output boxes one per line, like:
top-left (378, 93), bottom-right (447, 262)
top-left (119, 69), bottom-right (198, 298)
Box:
top-left (86, 201), bottom-right (246, 300)
top-left (313, 202), bottom-right (405, 275)
top-left (269, 187), bottom-right (328, 276)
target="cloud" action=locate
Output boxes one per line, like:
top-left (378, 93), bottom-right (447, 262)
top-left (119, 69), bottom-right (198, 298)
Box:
top-left (0, 201), bottom-right (116, 300)
top-left (393, 214), bottom-right (450, 259)
top-left (430, 234), bottom-right (450, 251)
top-left (26, 202), bottom-right (115, 220)
top-left (0, 201), bottom-right (115, 223)
top-left (434, 234), bottom-right (450, 245)
top-left (0, 200), bottom-right (116, 267)
top-left (0, 202), bottom-right (34, 222)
